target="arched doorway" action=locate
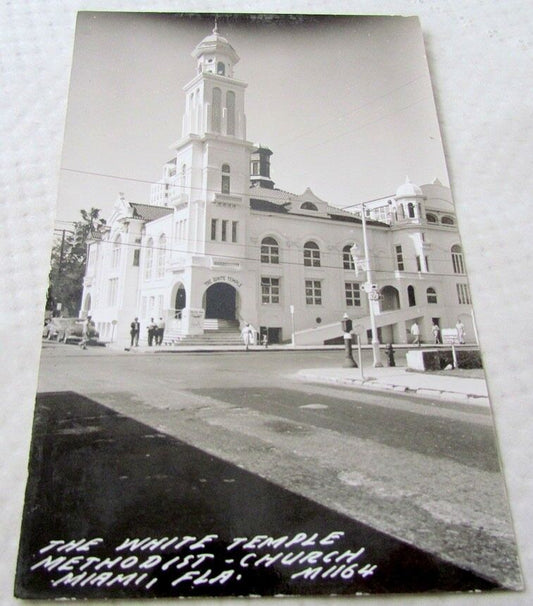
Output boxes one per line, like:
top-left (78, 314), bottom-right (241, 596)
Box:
top-left (381, 286), bottom-right (400, 311)
top-left (175, 285), bottom-right (186, 316)
top-left (204, 282), bottom-right (237, 320)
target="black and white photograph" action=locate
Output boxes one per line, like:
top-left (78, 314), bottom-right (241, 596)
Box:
top-left (2, 3), bottom-right (532, 605)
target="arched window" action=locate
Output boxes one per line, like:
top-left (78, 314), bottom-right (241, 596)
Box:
top-left (226, 91), bottom-right (235, 136)
top-left (451, 244), bottom-right (465, 274)
top-left (261, 237), bottom-right (279, 264)
top-left (217, 61), bottom-right (225, 75)
top-left (303, 241), bottom-right (321, 267)
top-left (301, 202), bottom-right (318, 211)
top-left (427, 287), bottom-right (438, 304)
top-left (343, 244), bottom-right (355, 270)
top-left (441, 215), bottom-right (455, 225)
top-left (212, 87), bottom-right (221, 132)
top-left (426, 213), bottom-right (437, 223)
top-left (112, 234), bottom-right (121, 268)
top-left (144, 238), bottom-right (153, 280)
top-left (221, 163), bottom-right (230, 194)
top-left (407, 202), bottom-right (415, 218)
top-left (157, 234), bottom-right (166, 278)
top-left (407, 285), bottom-right (416, 307)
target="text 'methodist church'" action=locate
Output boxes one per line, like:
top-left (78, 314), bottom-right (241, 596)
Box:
top-left (81, 25), bottom-right (473, 347)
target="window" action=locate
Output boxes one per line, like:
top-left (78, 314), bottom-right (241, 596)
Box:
top-left (303, 241), bottom-right (321, 267)
top-left (221, 163), bottom-right (230, 194)
top-left (261, 277), bottom-right (280, 304)
top-left (426, 213), bottom-right (437, 223)
top-left (144, 238), bottom-right (153, 280)
top-left (441, 215), bottom-right (455, 225)
top-left (345, 282), bottom-right (361, 307)
top-left (301, 202), bottom-right (318, 211)
top-left (157, 234), bottom-right (166, 277)
top-left (451, 244), bottom-right (465, 274)
top-left (407, 285), bottom-right (416, 307)
top-left (425, 256), bottom-right (430, 272)
top-left (212, 87), bottom-right (221, 132)
top-left (408, 203), bottom-right (415, 218)
top-left (395, 245), bottom-right (404, 271)
top-left (112, 235), bottom-right (121, 268)
top-left (261, 237), bottom-right (279, 264)
top-left (232, 221), bottom-right (238, 243)
top-left (221, 220), bottom-right (228, 242)
top-left (305, 280), bottom-right (322, 305)
top-left (343, 244), bottom-right (355, 270)
top-left (457, 283), bottom-right (471, 304)
top-left (211, 219), bottom-right (217, 241)
top-left (217, 61), bottom-right (225, 75)
top-left (251, 160), bottom-right (260, 176)
top-left (416, 255), bottom-right (422, 272)
top-left (427, 287), bottom-right (438, 304)
top-left (133, 249), bottom-right (140, 267)
top-left (226, 91), bottom-right (235, 135)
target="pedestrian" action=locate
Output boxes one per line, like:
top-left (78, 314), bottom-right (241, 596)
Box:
top-left (241, 322), bottom-right (254, 351)
top-left (456, 319), bottom-right (466, 344)
top-left (147, 318), bottom-right (157, 346)
top-left (410, 321), bottom-right (420, 346)
top-left (79, 315), bottom-right (91, 350)
top-left (156, 317), bottom-right (166, 345)
top-left (130, 317), bottom-right (140, 347)
top-left (262, 333), bottom-right (269, 348)
top-left (432, 322), bottom-right (441, 344)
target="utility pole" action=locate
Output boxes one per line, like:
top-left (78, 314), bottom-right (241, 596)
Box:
top-left (351, 203), bottom-right (383, 367)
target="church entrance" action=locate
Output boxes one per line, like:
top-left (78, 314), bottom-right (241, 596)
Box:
top-left (204, 282), bottom-right (237, 320)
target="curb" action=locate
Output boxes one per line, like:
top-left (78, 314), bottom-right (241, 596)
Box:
top-left (297, 373), bottom-right (489, 407)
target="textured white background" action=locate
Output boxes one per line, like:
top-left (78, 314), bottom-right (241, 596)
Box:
top-left (1, 1), bottom-right (531, 605)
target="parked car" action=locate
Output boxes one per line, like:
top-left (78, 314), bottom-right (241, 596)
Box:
top-left (43, 318), bottom-right (99, 344)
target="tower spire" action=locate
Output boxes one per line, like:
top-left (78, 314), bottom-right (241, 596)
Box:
top-left (213, 15), bottom-right (218, 34)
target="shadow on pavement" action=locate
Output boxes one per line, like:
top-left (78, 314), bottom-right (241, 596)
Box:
top-left (15, 392), bottom-right (501, 599)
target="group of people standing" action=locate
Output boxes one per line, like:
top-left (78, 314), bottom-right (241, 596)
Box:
top-left (410, 319), bottom-right (466, 345)
top-left (129, 317), bottom-right (165, 347)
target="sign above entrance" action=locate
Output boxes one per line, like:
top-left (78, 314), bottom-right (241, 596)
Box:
top-left (204, 275), bottom-right (243, 289)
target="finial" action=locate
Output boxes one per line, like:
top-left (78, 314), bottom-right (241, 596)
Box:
top-left (213, 15), bottom-right (218, 34)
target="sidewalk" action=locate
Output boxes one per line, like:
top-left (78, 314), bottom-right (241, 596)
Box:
top-left (296, 365), bottom-right (489, 406)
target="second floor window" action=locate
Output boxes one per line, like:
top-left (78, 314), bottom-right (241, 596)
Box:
top-left (304, 241), bottom-right (321, 267)
top-left (261, 237), bottom-right (279, 264)
top-left (345, 282), bottom-right (361, 307)
top-left (144, 239), bottom-right (153, 280)
top-left (343, 244), bottom-right (355, 270)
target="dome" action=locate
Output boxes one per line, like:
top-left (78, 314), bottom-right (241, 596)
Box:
top-left (395, 177), bottom-right (423, 198)
top-left (192, 26), bottom-right (239, 64)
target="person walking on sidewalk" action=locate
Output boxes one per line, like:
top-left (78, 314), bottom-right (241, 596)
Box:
top-left (156, 317), bottom-right (165, 345)
top-left (410, 321), bottom-right (420, 346)
top-left (431, 322), bottom-right (440, 344)
top-left (241, 323), bottom-right (254, 351)
top-left (130, 317), bottom-right (140, 347)
top-left (456, 318), bottom-right (466, 344)
top-left (147, 318), bottom-right (157, 346)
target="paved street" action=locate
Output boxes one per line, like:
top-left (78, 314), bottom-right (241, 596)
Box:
top-left (21, 343), bottom-right (521, 595)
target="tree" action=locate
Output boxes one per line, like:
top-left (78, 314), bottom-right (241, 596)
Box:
top-left (46, 208), bottom-right (106, 316)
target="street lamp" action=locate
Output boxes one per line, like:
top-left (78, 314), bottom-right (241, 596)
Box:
top-left (351, 203), bottom-right (383, 368)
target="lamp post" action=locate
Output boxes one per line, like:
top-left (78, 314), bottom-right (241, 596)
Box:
top-left (351, 204), bottom-right (383, 368)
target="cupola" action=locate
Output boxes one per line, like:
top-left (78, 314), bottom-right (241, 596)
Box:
top-left (191, 23), bottom-right (240, 78)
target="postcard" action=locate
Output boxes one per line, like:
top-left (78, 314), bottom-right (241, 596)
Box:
top-left (14, 12), bottom-right (522, 599)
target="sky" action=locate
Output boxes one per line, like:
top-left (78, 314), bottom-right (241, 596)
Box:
top-left (56, 12), bottom-right (449, 225)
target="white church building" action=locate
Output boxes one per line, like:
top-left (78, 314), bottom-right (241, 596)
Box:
top-left (81, 27), bottom-right (474, 347)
